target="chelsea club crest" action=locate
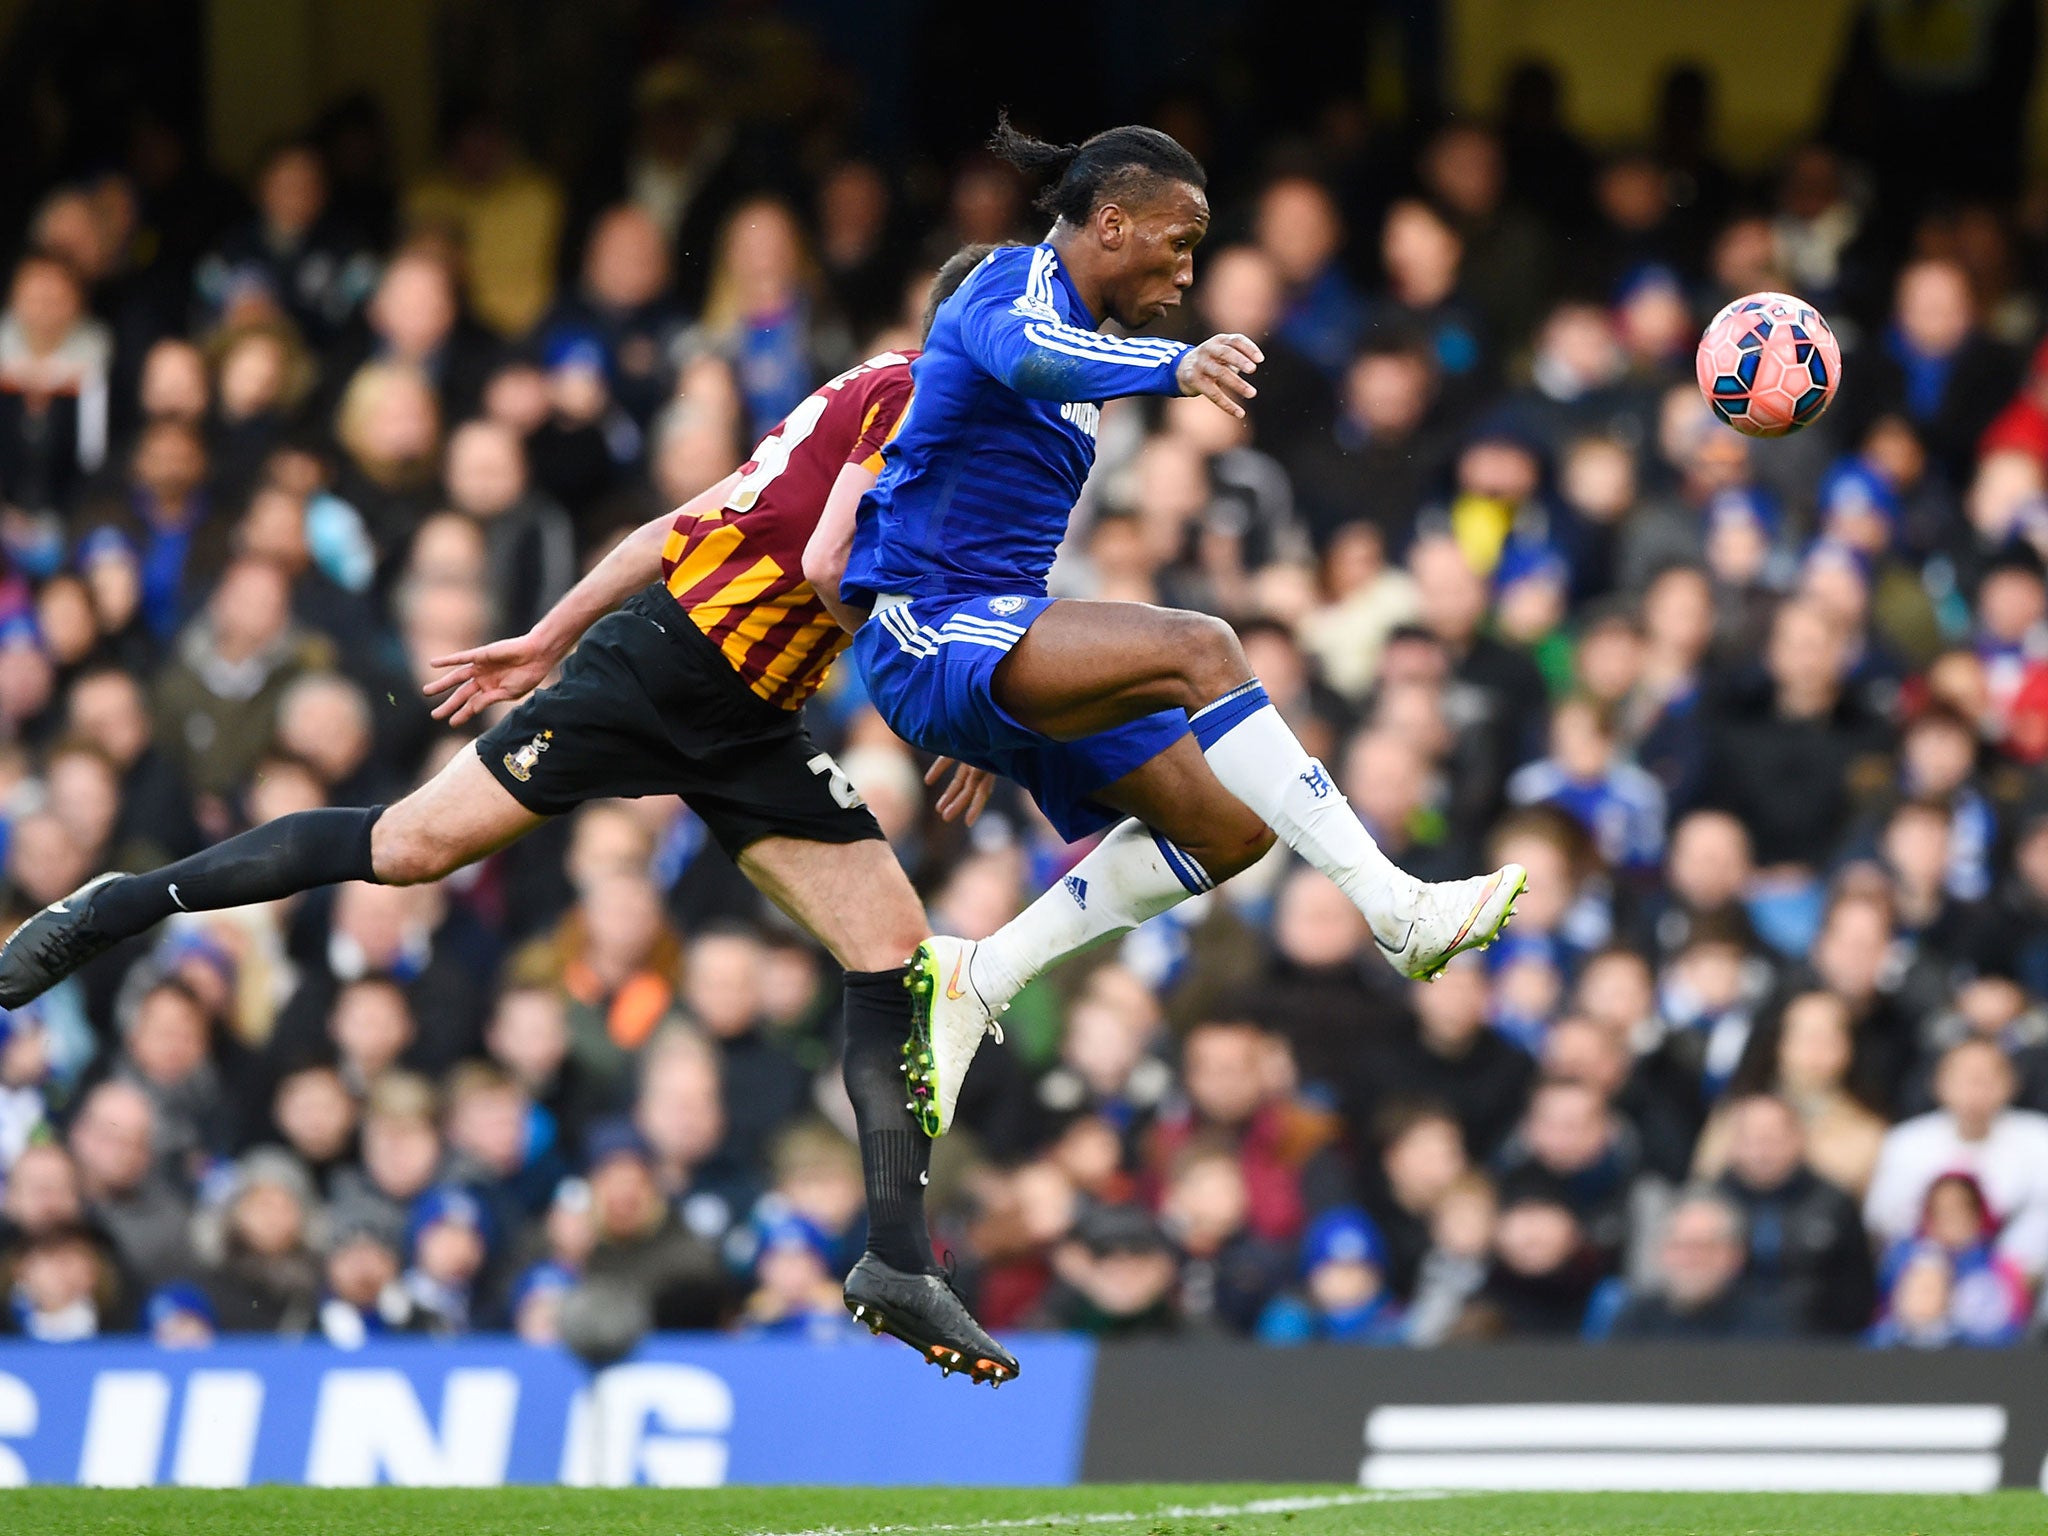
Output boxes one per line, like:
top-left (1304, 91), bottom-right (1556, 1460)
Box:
top-left (989, 595), bottom-right (1026, 617)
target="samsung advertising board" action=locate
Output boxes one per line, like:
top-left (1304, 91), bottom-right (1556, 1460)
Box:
top-left (8, 1338), bottom-right (2048, 1490)
top-left (0, 1336), bottom-right (1093, 1487)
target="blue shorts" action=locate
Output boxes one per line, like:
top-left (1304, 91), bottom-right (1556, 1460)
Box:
top-left (851, 592), bottom-right (1189, 843)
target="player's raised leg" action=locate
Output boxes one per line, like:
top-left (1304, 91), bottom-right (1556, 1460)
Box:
top-left (988, 599), bottom-right (1524, 980)
top-left (0, 744), bottom-right (541, 1008)
top-left (738, 834), bottom-right (1018, 1384)
top-left (913, 734), bottom-right (1275, 1135)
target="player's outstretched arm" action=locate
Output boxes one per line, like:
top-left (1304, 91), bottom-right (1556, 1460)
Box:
top-left (423, 469), bottom-right (742, 725)
top-left (1175, 333), bottom-right (1262, 419)
top-left (958, 261), bottom-right (1190, 404)
top-left (801, 459), bottom-right (882, 636)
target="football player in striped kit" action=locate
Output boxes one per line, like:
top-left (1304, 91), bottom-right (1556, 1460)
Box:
top-left (0, 248), bottom-right (1025, 1386)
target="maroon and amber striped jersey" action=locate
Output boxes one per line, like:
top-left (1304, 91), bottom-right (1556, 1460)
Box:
top-left (661, 351), bottom-right (916, 709)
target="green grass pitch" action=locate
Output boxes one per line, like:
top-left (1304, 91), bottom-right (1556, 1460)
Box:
top-left (0, 1485), bottom-right (2041, 1536)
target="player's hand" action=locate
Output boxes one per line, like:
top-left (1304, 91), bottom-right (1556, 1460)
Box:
top-left (422, 633), bottom-right (557, 726)
top-left (925, 756), bottom-right (995, 826)
top-left (1176, 333), bottom-right (1262, 419)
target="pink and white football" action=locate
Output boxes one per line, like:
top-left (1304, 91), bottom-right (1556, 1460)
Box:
top-left (1694, 291), bottom-right (1843, 438)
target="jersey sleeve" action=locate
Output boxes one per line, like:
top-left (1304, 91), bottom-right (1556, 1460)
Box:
top-left (956, 249), bottom-right (1188, 403)
top-left (848, 369), bottom-right (915, 473)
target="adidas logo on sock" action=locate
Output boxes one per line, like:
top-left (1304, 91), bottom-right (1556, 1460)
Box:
top-left (1064, 875), bottom-right (1089, 909)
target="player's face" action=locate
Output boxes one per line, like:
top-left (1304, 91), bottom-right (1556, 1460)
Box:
top-left (1106, 182), bottom-right (1209, 328)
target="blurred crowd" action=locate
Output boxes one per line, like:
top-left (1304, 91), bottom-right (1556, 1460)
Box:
top-left (7, 3), bottom-right (2048, 1354)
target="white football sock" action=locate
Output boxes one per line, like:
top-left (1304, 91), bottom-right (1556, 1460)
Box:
top-left (971, 818), bottom-right (1206, 1008)
top-left (1192, 684), bottom-right (1413, 938)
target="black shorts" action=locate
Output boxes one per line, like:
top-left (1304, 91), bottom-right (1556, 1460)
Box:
top-left (476, 585), bottom-right (884, 860)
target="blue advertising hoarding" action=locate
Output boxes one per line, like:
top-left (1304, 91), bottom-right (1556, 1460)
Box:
top-left (0, 1334), bottom-right (1095, 1487)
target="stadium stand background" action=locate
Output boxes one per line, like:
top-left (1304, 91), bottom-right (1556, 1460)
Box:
top-left (0, 0), bottom-right (2047, 1363)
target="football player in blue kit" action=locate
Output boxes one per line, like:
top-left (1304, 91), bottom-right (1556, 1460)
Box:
top-left (809, 117), bottom-right (1527, 1137)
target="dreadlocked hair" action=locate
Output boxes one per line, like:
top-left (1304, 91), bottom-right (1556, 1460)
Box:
top-left (989, 111), bottom-right (1206, 225)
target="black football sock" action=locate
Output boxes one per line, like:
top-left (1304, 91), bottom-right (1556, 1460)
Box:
top-left (841, 964), bottom-right (936, 1274)
top-left (89, 806), bottom-right (386, 939)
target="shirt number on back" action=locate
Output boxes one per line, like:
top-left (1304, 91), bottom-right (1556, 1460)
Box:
top-left (725, 393), bottom-right (831, 513)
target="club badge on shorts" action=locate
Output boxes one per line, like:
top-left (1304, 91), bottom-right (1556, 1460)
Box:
top-left (988, 595), bottom-right (1026, 616)
top-left (504, 728), bottom-right (552, 782)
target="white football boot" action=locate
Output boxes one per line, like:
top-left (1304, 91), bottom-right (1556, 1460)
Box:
top-left (902, 934), bottom-right (1004, 1137)
top-left (1374, 863), bottom-right (1528, 981)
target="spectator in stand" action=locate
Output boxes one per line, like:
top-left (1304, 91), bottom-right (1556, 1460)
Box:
top-left (201, 1147), bottom-right (323, 1335)
top-left (1256, 1206), bottom-right (1403, 1345)
top-left (271, 1064), bottom-right (358, 1195)
top-left (1036, 1203), bottom-right (1182, 1338)
top-left (1160, 1140), bottom-right (1292, 1336)
top-left (677, 924), bottom-right (809, 1171)
top-left (327, 1073), bottom-right (444, 1245)
top-left (1865, 1038), bottom-right (2048, 1280)
top-left (403, 116), bottom-right (564, 340)
top-left (73, 419), bottom-right (225, 641)
top-left (1868, 1172), bottom-right (2032, 1348)
top-left (1704, 600), bottom-right (1894, 876)
top-left (485, 981), bottom-right (602, 1155)
top-left (192, 140), bottom-right (375, 346)
top-left (441, 419), bottom-right (576, 636)
top-left (689, 197), bottom-right (832, 438)
top-left (152, 556), bottom-right (333, 805)
top-left (399, 1183), bottom-right (493, 1335)
top-left (1373, 200), bottom-right (1486, 409)
top-left (2, 1224), bottom-right (118, 1340)
top-left (1353, 956), bottom-right (1534, 1165)
top-left (1602, 1190), bottom-right (1792, 1341)
top-left (444, 1060), bottom-right (561, 1224)
top-left (67, 1080), bottom-right (190, 1289)
top-left (1841, 257), bottom-right (2021, 486)
top-left (111, 974), bottom-right (225, 1180)
top-left (1144, 1019), bottom-right (1343, 1247)
top-left (1466, 1179), bottom-right (1605, 1339)
top-left (1421, 121), bottom-right (1553, 355)
top-left (209, 322), bottom-right (312, 506)
top-left (1253, 176), bottom-right (1364, 382)
top-left (1286, 333), bottom-right (1452, 550)
top-left (1410, 534), bottom-right (1549, 787)
top-left (540, 205), bottom-right (688, 431)
top-left (577, 1118), bottom-right (728, 1331)
top-left (144, 1281), bottom-right (217, 1348)
top-left (0, 251), bottom-right (113, 516)
top-left (1494, 1079), bottom-right (1640, 1263)
top-left (511, 871), bottom-right (681, 1104)
top-left (1190, 244), bottom-right (1331, 465)
top-left (506, 1259), bottom-right (574, 1346)
top-left (1710, 1093), bottom-right (1875, 1335)
top-left (1508, 697), bottom-right (1668, 877)
top-left (330, 361), bottom-right (445, 562)
top-left (740, 1214), bottom-right (854, 1339)
top-left (1249, 867), bottom-right (1384, 1094)
top-left (1702, 989), bottom-right (1891, 1201)
top-left (1358, 1103), bottom-right (1470, 1298)
top-left (1404, 1172), bottom-right (1499, 1345)
top-left (316, 1210), bottom-right (411, 1346)
top-left (632, 1029), bottom-right (757, 1244)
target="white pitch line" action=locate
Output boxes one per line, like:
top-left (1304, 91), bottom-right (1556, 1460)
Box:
top-left (751, 1488), bottom-right (1457, 1536)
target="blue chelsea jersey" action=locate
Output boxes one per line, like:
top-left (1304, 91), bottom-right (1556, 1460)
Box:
top-left (842, 242), bottom-right (1189, 606)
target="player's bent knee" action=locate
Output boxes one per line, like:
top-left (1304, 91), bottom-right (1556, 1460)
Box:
top-left (1165, 611), bottom-right (1249, 697)
top-left (1193, 823), bottom-right (1277, 882)
top-left (369, 815), bottom-right (460, 886)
